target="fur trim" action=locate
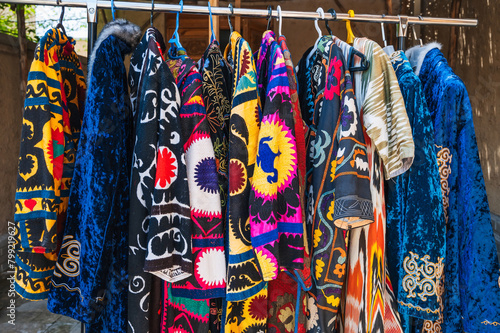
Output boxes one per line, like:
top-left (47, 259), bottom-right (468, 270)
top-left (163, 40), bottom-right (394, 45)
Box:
top-left (406, 42), bottom-right (442, 76)
top-left (88, 19), bottom-right (142, 82)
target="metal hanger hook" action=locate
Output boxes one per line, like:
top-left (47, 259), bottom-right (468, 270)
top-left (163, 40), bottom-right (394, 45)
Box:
top-left (325, 8), bottom-right (336, 35)
top-left (227, 4), bottom-right (234, 34)
top-left (208, 1), bottom-right (216, 42)
top-left (380, 21), bottom-right (387, 47)
top-left (266, 5), bottom-right (273, 31)
top-left (111, 0), bottom-right (116, 20)
top-left (276, 5), bottom-right (282, 36)
top-left (314, 7), bottom-right (324, 38)
top-left (150, 0), bottom-right (154, 26)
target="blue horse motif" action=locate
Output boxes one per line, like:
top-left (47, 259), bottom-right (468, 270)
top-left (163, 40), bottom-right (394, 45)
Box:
top-left (257, 136), bottom-right (280, 183)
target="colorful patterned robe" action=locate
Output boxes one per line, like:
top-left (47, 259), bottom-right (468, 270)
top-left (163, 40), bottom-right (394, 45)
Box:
top-left (344, 38), bottom-right (414, 333)
top-left (407, 44), bottom-right (500, 333)
top-left (47, 19), bottom-right (141, 333)
top-left (385, 50), bottom-right (446, 325)
top-left (14, 28), bottom-right (86, 300)
top-left (127, 28), bottom-right (186, 333)
top-left (224, 31), bottom-right (268, 333)
top-left (251, 30), bottom-right (303, 280)
top-left (164, 50), bottom-right (226, 300)
top-left (264, 34), bottom-right (312, 333)
top-left (198, 39), bottom-right (234, 333)
top-left (297, 36), bottom-right (373, 332)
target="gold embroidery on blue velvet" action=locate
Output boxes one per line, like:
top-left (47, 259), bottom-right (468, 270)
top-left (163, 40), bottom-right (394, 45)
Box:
top-left (53, 235), bottom-right (80, 278)
top-left (436, 145), bottom-right (452, 224)
top-left (397, 300), bottom-right (440, 314)
top-left (481, 320), bottom-right (500, 326)
top-left (402, 252), bottom-right (444, 301)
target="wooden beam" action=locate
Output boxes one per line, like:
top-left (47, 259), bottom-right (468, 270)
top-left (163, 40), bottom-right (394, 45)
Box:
top-left (209, 0), bottom-right (219, 42)
top-left (235, 0), bottom-right (241, 33)
top-left (16, 4), bottom-right (27, 110)
top-left (449, 0), bottom-right (461, 68)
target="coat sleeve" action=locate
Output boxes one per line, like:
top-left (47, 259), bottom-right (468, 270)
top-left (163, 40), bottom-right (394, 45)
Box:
top-left (362, 42), bottom-right (415, 180)
top-left (15, 44), bottom-right (65, 254)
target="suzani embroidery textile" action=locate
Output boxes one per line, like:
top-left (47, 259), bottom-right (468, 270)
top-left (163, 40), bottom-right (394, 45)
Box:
top-left (165, 50), bottom-right (226, 299)
top-left (251, 30), bottom-right (303, 280)
top-left (15, 28), bottom-right (86, 300)
top-left (224, 31), bottom-right (268, 333)
top-left (297, 36), bottom-right (373, 332)
top-left (127, 27), bottom-right (186, 333)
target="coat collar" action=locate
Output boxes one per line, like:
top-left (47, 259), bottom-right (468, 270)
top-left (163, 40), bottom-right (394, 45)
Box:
top-left (406, 42), bottom-right (442, 76)
top-left (87, 19), bottom-right (141, 80)
top-left (390, 50), bottom-right (413, 78)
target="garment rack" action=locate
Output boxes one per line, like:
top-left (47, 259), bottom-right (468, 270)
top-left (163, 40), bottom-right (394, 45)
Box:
top-left (4, 0), bottom-right (478, 56)
top-left (3, 0), bottom-right (478, 332)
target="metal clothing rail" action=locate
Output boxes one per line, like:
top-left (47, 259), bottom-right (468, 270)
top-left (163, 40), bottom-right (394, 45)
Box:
top-left (3, 0), bottom-right (478, 55)
top-left (4, 1), bottom-right (478, 332)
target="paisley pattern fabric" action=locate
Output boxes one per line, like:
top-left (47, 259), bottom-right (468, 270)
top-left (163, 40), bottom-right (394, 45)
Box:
top-left (14, 28), bottom-right (86, 300)
top-left (344, 38), bottom-right (410, 333)
top-left (251, 30), bottom-right (303, 280)
top-left (127, 28), bottom-right (185, 333)
top-left (385, 51), bottom-right (445, 323)
top-left (164, 53), bottom-right (225, 299)
top-left (297, 36), bottom-right (373, 333)
top-left (224, 31), bottom-right (267, 333)
top-left (409, 46), bottom-right (500, 333)
top-left (47, 20), bottom-right (141, 333)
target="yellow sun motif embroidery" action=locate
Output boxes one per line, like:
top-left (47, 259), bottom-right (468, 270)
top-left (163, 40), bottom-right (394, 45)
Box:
top-left (255, 250), bottom-right (278, 280)
top-left (253, 118), bottom-right (296, 198)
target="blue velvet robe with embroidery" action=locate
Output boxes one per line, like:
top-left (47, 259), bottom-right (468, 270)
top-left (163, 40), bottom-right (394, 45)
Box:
top-left (385, 51), bottom-right (446, 327)
top-left (47, 20), bottom-right (141, 333)
top-left (416, 47), bottom-right (500, 333)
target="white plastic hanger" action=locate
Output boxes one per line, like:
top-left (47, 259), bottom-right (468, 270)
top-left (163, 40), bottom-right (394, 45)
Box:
top-left (305, 7), bottom-right (325, 68)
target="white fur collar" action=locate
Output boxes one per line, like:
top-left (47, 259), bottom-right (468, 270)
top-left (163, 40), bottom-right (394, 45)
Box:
top-left (87, 19), bottom-right (141, 84)
top-left (406, 42), bottom-right (442, 76)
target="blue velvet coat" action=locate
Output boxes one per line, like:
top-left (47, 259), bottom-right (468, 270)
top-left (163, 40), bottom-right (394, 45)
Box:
top-left (385, 51), bottom-right (446, 326)
top-left (47, 20), bottom-right (141, 333)
top-left (414, 47), bottom-right (500, 333)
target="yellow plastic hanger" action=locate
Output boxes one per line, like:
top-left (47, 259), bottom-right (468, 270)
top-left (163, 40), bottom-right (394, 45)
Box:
top-left (345, 10), bottom-right (355, 44)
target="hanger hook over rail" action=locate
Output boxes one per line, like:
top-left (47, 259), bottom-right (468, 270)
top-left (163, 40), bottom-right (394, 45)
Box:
top-left (266, 5), bottom-right (273, 31)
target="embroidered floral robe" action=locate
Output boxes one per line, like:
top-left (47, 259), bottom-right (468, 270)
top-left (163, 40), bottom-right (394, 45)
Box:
top-left (127, 28), bottom-right (187, 333)
top-left (159, 47), bottom-right (225, 333)
top-left (198, 39), bottom-right (234, 333)
top-left (224, 31), bottom-right (268, 333)
top-left (251, 30), bottom-right (303, 279)
top-left (263, 35), bottom-right (312, 333)
top-left (14, 28), bottom-right (86, 300)
top-left (297, 36), bottom-right (373, 333)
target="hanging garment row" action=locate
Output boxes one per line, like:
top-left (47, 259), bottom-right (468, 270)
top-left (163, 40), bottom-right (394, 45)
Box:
top-left (13, 4), bottom-right (500, 333)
